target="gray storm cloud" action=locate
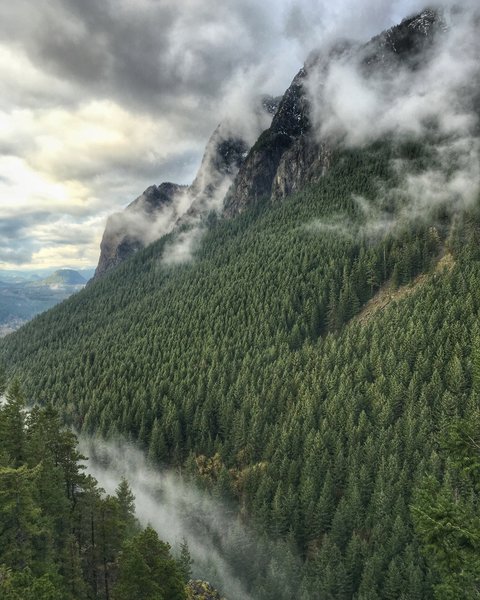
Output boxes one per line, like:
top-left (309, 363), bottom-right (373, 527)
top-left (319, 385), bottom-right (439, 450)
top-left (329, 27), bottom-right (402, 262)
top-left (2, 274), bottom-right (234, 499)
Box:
top-left (0, 0), bottom-right (291, 127)
top-left (0, 0), bottom-right (448, 154)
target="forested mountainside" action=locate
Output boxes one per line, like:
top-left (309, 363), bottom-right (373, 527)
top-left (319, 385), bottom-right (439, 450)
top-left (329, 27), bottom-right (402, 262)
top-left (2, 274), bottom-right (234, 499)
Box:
top-left (3, 139), bottom-right (480, 597)
top-left (2, 6), bottom-right (480, 600)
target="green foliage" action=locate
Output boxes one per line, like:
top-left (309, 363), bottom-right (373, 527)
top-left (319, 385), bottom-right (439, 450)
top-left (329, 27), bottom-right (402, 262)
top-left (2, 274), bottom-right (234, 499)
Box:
top-left (0, 567), bottom-right (65, 600)
top-left (177, 538), bottom-right (194, 583)
top-left (412, 417), bottom-right (480, 598)
top-left (0, 398), bottom-right (191, 600)
top-left (0, 363), bottom-right (6, 396)
top-left (113, 527), bottom-right (186, 600)
top-left (0, 378), bottom-right (26, 466)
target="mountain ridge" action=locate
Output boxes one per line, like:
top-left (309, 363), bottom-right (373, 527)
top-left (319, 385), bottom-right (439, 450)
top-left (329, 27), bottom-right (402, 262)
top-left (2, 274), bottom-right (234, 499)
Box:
top-left (93, 96), bottom-right (280, 280)
top-left (225, 7), bottom-right (447, 217)
top-left (93, 7), bottom-right (448, 280)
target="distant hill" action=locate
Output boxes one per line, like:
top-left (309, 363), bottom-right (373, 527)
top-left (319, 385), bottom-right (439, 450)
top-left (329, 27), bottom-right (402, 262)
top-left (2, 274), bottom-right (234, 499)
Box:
top-left (38, 269), bottom-right (86, 286)
top-left (0, 269), bottom-right (87, 336)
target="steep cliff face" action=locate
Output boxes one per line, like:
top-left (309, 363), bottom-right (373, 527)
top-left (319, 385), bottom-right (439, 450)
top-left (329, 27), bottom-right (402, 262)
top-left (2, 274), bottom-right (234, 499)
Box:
top-left (93, 182), bottom-right (185, 279)
top-left (182, 124), bottom-right (249, 219)
top-left (224, 69), bottom-right (310, 215)
top-left (271, 137), bottom-right (332, 201)
top-left (224, 8), bottom-right (446, 216)
top-left (93, 9), bottom-right (447, 278)
top-left (93, 131), bottom-right (248, 280)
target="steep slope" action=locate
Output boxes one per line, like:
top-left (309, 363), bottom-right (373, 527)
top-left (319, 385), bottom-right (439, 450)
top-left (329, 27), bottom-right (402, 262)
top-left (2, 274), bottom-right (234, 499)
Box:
top-left (94, 182), bottom-right (186, 279)
top-left (3, 137), bottom-right (478, 598)
top-left (0, 398), bottom-right (192, 600)
top-left (94, 8), bottom-right (448, 279)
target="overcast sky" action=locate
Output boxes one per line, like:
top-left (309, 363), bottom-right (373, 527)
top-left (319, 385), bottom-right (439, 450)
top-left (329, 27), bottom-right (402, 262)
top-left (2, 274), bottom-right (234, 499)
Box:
top-left (0, 0), bottom-right (430, 270)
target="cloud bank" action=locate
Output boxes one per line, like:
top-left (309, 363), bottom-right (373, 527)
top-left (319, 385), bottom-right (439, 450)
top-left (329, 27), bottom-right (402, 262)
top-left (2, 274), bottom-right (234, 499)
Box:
top-left (304, 3), bottom-right (480, 230)
top-left (307, 6), bottom-right (479, 145)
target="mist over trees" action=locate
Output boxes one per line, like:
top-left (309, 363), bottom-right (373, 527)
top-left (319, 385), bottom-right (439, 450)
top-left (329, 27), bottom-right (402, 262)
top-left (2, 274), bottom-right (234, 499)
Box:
top-left (2, 4), bottom-right (480, 597)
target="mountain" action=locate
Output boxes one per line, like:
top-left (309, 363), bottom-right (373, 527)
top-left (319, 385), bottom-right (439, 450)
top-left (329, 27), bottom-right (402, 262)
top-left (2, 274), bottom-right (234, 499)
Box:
top-left (94, 8), bottom-right (447, 279)
top-left (225, 9), bottom-right (446, 216)
top-left (2, 8), bottom-right (480, 599)
top-left (38, 269), bottom-right (86, 286)
top-left (94, 182), bottom-right (186, 279)
top-left (93, 96), bottom-right (280, 280)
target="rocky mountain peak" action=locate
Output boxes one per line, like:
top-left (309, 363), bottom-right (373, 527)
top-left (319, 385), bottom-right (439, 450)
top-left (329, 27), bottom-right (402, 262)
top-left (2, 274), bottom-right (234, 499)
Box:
top-left (223, 8), bottom-right (447, 217)
top-left (362, 7), bottom-right (445, 69)
top-left (132, 183), bottom-right (185, 214)
top-left (93, 9), bottom-right (450, 278)
top-left (93, 182), bottom-right (185, 280)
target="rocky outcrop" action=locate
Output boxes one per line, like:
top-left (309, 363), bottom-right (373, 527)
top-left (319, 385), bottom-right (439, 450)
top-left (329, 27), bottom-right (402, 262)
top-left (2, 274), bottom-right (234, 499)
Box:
top-left (271, 137), bottom-right (332, 201)
top-left (362, 9), bottom-right (445, 69)
top-left (186, 580), bottom-right (225, 600)
top-left (93, 128), bottom-right (248, 280)
top-left (223, 8), bottom-right (446, 217)
top-left (182, 125), bottom-right (249, 220)
top-left (224, 69), bottom-right (310, 216)
top-left (93, 9), bottom-right (447, 278)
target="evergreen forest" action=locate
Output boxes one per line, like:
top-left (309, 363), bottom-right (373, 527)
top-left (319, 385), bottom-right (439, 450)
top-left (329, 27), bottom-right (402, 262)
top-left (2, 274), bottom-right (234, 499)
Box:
top-left (2, 140), bottom-right (480, 598)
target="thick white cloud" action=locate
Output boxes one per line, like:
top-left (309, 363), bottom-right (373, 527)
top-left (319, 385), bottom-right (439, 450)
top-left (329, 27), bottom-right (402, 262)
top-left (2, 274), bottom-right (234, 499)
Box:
top-left (307, 6), bottom-right (479, 145)
top-left (303, 3), bottom-right (480, 232)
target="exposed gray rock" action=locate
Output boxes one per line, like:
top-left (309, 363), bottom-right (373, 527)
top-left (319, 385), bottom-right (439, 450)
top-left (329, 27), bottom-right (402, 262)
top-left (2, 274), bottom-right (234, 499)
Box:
top-left (183, 125), bottom-right (249, 220)
top-left (224, 69), bottom-right (310, 216)
top-left (361, 8), bottom-right (445, 70)
top-left (93, 9), bottom-right (448, 277)
top-left (93, 182), bottom-right (185, 280)
top-left (93, 96), bottom-right (280, 280)
top-left (271, 137), bottom-right (332, 201)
